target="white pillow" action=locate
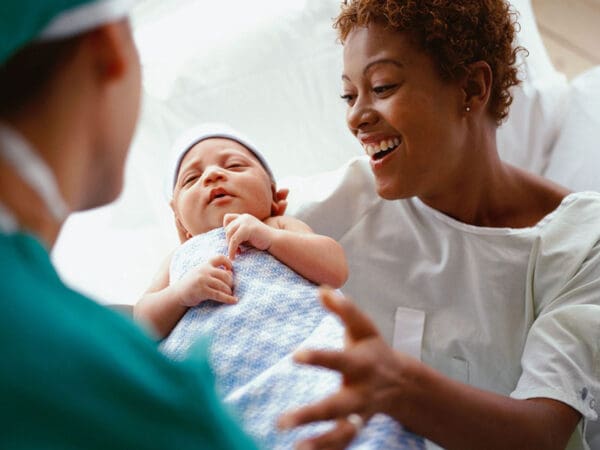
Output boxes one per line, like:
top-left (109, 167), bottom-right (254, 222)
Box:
top-left (496, 0), bottom-right (569, 175)
top-left (543, 66), bottom-right (600, 191)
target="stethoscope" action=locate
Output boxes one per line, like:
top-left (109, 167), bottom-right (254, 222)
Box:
top-left (0, 123), bottom-right (69, 235)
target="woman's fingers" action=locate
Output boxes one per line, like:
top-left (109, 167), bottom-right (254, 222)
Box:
top-left (293, 348), bottom-right (354, 373)
top-left (279, 390), bottom-right (363, 429)
top-left (319, 288), bottom-right (379, 342)
top-left (273, 188), bottom-right (289, 216)
top-left (294, 419), bottom-right (358, 450)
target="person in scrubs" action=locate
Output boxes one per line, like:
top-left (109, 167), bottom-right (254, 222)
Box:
top-left (0, 1), bottom-right (257, 449)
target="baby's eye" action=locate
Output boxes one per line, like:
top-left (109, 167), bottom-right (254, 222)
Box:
top-left (183, 175), bottom-right (198, 185)
top-left (227, 163), bottom-right (245, 170)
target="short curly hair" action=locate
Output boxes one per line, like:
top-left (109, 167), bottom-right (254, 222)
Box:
top-left (334, 0), bottom-right (527, 124)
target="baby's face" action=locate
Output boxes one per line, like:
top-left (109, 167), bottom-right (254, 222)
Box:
top-left (171, 138), bottom-right (275, 237)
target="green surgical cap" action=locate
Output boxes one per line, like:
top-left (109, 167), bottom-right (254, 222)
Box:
top-left (0, 0), bottom-right (135, 65)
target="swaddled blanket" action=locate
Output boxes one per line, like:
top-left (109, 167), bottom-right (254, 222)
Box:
top-left (160, 227), bottom-right (424, 450)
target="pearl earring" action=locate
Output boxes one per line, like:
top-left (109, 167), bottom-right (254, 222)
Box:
top-left (465, 106), bottom-right (471, 112)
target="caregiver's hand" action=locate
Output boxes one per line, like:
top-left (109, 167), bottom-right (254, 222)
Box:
top-left (278, 288), bottom-right (417, 450)
top-left (273, 188), bottom-right (289, 216)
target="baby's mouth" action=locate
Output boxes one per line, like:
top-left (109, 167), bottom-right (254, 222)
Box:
top-left (208, 187), bottom-right (231, 204)
top-left (363, 137), bottom-right (401, 161)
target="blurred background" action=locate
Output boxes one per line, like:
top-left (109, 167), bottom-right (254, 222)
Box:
top-left (51, 0), bottom-right (600, 308)
top-left (532, 0), bottom-right (600, 79)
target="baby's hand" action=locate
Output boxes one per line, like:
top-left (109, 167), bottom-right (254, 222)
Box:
top-left (174, 254), bottom-right (237, 307)
top-left (223, 213), bottom-right (275, 260)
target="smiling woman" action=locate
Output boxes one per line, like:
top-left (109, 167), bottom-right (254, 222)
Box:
top-left (277, 1), bottom-right (600, 449)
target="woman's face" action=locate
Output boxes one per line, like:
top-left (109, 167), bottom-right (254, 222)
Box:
top-left (342, 23), bottom-right (468, 201)
top-left (171, 138), bottom-right (275, 237)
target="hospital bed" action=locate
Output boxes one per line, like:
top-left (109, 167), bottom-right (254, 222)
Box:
top-left (50, 0), bottom-right (600, 447)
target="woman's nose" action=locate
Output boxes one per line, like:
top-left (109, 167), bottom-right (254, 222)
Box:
top-left (347, 98), bottom-right (378, 132)
top-left (202, 165), bottom-right (226, 185)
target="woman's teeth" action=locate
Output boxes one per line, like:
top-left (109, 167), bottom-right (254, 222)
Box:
top-left (364, 137), bottom-right (401, 158)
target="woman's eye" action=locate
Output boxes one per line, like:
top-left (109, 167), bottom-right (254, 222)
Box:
top-left (373, 84), bottom-right (396, 95)
top-left (340, 93), bottom-right (356, 105)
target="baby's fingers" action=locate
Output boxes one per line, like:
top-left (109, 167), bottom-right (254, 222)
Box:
top-left (223, 213), bottom-right (240, 227)
top-left (209, 265), bottom-right (234, 288)
top-left (208, 289), bottom-right (238, 305)
top-left (208, 254), bottom-right (233, 271)
top-left (227, 231), bottom-right (244, 260)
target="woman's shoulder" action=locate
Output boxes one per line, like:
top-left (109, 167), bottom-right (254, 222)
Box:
top-left (532, 191), bottom-right (600, 308)
top-left (543, 191), bottom-right (600, 227)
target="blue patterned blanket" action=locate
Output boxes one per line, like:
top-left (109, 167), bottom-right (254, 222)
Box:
top-left (160, 227), bottom-right (424, 450)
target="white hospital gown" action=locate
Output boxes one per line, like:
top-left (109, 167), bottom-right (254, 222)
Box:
top-left (291, 156), bottom-right (600, 450)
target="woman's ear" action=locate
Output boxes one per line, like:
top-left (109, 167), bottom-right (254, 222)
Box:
top-left (271, 184), bottom-right (289, 216)
top-left (461, 61), bottom-right (493, 114)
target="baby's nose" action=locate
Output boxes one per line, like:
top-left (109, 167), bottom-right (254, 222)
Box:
top-left (202, 165), bottom-right (226, 184)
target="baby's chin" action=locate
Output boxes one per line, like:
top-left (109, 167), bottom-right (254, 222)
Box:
top-left (196, 210), bottom-right (240, 234)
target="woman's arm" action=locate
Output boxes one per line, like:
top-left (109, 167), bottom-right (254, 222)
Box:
top-left (134, 253), bottom-right (236, 338)
top-left (224, 213), bottom-right (348, 288)
top-left (279, 289), bottom-right (581, 450)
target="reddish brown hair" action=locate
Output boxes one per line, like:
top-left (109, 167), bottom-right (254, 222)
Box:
top-left (335, 0), bottom-right (527, 123)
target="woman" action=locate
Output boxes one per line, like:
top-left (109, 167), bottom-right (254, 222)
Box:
top-left (279, 1), bottom-right (600, 449)
top-left (0, 1), bottom-right (257, 448)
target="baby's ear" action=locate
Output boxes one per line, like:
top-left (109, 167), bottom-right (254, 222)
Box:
top-left (174, 216), bottom-right (193, 243)
top-left (271, 184), bottom-right (289, 216)
top-left (170, 200), bottom-right (192, 243)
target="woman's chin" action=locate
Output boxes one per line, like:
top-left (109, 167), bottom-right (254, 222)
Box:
top-left (375, 182), bottom-right (402, 200)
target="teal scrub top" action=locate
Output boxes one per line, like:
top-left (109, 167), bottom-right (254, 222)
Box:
top-left (0, 231), bottom-right (259, 450)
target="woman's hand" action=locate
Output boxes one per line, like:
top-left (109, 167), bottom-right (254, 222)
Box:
top-left (279, 291), bottom-right (582, 450)
top-left (278, 288), bottom-right (412, 450)
top-left (273, 187), bottom-right (289, 216)
top-left (223, 213), bottom-right (276, 260)
top-left (173, 254), bottom-right (237, 307)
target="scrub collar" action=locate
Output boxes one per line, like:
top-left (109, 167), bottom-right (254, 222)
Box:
top-left (0, 123), bottom-right (69, 234)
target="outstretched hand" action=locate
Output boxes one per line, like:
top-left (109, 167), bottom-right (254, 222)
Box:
top-left (278, 288), bottom-right (410, 450)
